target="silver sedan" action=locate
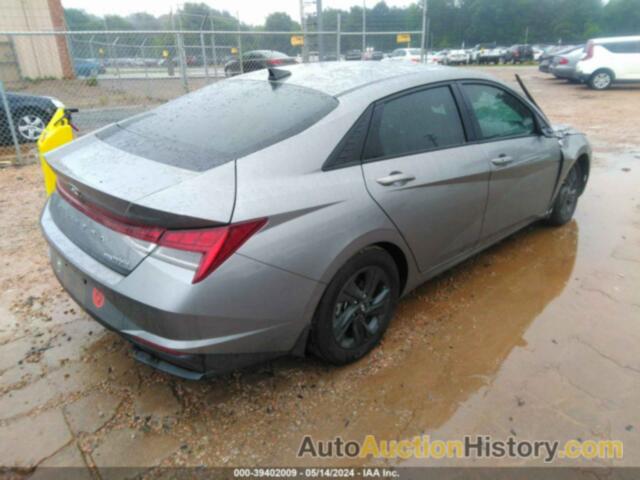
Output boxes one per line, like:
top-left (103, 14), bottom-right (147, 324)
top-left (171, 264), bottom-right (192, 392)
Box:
top-left (41, 63), bottom-right (591, 379)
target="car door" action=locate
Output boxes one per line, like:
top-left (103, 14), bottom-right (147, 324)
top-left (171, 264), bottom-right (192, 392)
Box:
top-left (605, 41), bottom-right (640, 79)
top-left (460, 82), bottom-right (561, 240)
top-left (361, 84), bottom-right (491, 274)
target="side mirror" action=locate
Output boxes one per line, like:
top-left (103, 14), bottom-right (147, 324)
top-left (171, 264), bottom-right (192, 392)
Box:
top-left (541, 126), bottom-right (564, 139)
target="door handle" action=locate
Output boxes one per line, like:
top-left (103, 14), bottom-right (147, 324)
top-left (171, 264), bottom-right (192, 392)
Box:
top-left (376, 171), bottom-right (416, 187)
top-left (491, 154), bottom-right (514, 167)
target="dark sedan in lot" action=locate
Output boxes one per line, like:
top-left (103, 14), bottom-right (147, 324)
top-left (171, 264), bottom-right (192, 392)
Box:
top-left (224, 50), bottom-right (297, 76)
top-left (1, 92), bottom-right (63, 145)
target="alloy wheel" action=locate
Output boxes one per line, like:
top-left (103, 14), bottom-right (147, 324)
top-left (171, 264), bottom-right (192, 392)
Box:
top-left (332, 266), bottom-right (391, 349)
top-left (17, 114), bottom-right (45, 141)
top-left (559, 167), bottom-right (579, 219)
top-left (592, 72), bottom-right (611, 90)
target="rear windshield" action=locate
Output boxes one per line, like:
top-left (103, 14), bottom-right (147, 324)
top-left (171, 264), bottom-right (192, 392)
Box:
top-left (98, 79), bottom-right (338, 172)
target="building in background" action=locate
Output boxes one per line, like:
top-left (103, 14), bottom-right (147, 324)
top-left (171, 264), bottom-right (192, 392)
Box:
top-left (0, 0), bottom-right (74, 81)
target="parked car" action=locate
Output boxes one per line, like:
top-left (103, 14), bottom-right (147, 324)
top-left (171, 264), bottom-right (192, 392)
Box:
top-left (363, 50), bottom-right (384, 61)
top-left (383, 48), bottom-right (422, 63)
top-left (444, 49), bottom-right (470, 65)
top-left (471, 43), bottom-right (498, 63)
top-left (40, 62), bottom-right (591, 378)
top-left (504, 44), bottom-right (534, 64)
top-left (576, 35), bottom-right (640, 90)
top-left (224, 50), bottom-right (297, 76)
top-left (538, 45), bottom-right (576, 73)
top-left (550, 46), bottom-right (585, 82)
top-left (0, 92), bottom-right (63, 145)
top-left (74, 59), bottom-right (106, 77)
top-left (479, 45), bottom-right (506, 64)
top-left (345, 49), bottom-right (363, 61)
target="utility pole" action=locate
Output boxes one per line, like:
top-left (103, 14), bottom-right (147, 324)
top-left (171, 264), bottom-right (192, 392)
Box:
top-left (420, 0), bottom-right (428, 63)
top-left (362, 0), bottom-right (366, 52)
top-left (524, 26), bottom-right (529, 44)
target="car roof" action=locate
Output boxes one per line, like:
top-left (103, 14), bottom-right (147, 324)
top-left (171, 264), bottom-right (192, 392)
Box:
top-left (230, 62), bottom-right (494, 97)
top-left (590, 35), bottom-right (640, 44)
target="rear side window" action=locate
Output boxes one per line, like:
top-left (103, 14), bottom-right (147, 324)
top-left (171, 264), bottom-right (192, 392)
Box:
top-left (463, 84), bottom-right (535, 140)
top-left (364, 86), bottom-right (465, 160)
top-left (98, 80), bottom-right (338, 172)
top-left (602, 41), bottom-right (640, 54)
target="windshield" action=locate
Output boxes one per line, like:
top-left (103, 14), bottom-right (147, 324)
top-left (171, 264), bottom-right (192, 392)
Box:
top-left (99, 80), bottom-right (338, 172)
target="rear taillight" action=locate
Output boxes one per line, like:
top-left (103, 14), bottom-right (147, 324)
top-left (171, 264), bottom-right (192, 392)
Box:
top-left (57, 180), bottom-right (266, 284)
top-left (584, 42), bottom-right (594, 60)
top-left (57, 180), bottom-right (164, 243)
top-left (158, 219), bottom-right (266, 284)
top-left (558, 57), bottom-right (569, 65)
top-left (267, 58), bottom-right (284, 66)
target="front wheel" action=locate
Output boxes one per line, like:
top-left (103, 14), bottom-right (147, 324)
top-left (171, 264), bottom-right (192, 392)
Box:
top-left (309, 247), bottom-right (399, 365)
top-left (546, 164), bottom-right (581, 226)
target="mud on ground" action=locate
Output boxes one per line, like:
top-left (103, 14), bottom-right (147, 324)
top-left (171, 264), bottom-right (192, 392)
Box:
top-left (0, 67), bottom-right (639, 475)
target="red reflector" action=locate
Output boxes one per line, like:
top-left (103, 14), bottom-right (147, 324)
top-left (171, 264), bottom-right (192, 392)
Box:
top-left (558, 57), bottom-right (569, 65)
top-left (130, 334), bottom-right (185, 356)
top-left (92, 287), bottom-right (105, 308)
top-left (158, 219), bottom-right (267, 283)
top-left (57, 180), bottom-right (165, 243)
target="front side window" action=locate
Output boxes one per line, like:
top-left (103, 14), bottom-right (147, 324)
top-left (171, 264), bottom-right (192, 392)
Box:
top-left (364, 86), bottom-right (465, 160)
top-left (463, 84), bottom-right (535, 140)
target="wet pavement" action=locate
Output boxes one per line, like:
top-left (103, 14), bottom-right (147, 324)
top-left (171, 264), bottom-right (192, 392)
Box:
top-left (0, 66), bottom-right (638, 474)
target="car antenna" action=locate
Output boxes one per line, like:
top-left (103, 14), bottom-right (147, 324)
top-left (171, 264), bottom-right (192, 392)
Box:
top-left (515, 74), bottom-right (539, 108)
top-left (268, 67), bottom-right (291, 81)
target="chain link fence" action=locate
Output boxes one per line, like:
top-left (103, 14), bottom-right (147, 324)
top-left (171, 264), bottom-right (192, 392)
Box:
top-left (0, 27), bottom-right (427, 164)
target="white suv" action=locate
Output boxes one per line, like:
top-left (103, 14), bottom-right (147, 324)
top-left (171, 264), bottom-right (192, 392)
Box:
top-left (576, 35), bottom-right (640, 90)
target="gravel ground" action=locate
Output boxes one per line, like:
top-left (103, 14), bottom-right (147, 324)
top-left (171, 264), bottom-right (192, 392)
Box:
top-left (0, 66), bottom-right (639, 475)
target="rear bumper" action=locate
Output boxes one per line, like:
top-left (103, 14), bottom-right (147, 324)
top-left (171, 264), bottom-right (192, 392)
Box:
top-left (41, 199), bottom-right (324, 377)
top-left (551, 66), bottom-right (578, 79)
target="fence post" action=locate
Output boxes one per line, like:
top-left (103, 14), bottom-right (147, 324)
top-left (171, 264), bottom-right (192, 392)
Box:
top-left (200, 32), bottom-right (209, 80)
top-left (0, 80), bottom-right (22, 165)
top-left (237, 13), bottom-right (244, 74)
top-left (362, 0), bottom-right (366, 51)
top-left (420, 0), bottom-right (428, 63)
top-left (210, 16), bottom-right (218, 78)
top-left (336, 13), bottom-right (341, 61)
top-left (176, 32), bottom-right (189, 93)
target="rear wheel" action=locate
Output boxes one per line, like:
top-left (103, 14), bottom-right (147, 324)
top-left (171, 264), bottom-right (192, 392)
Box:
top-left (310, 247), bottom-right (399, 365)
top-left (546, 163), bottom-right (581, 226)
top-left (589, 70), bottom-right (613, 90)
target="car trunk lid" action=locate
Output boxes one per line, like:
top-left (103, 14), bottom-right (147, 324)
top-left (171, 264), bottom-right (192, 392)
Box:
top-left (45, 133), bottom-right (236, 274)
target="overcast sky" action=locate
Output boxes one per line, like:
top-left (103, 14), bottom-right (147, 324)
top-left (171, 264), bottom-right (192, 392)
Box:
top-left (62, 0), bottom-right (418, 26)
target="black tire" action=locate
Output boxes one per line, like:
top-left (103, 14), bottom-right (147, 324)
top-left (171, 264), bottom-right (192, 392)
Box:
top-left (309, 247), bottom-right (400, 365)
top-left (588, 70), bottom-right (613, 90)
top-left (546, 163), bottom-right (581, 226)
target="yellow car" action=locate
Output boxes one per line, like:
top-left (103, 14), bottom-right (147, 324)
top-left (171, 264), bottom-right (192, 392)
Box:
top-left (37, 108), bottom-right (77, 196)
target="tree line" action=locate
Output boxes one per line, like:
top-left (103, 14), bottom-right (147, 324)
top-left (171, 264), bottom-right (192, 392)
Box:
top-left (64, 0), bottom-right (640, 56)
